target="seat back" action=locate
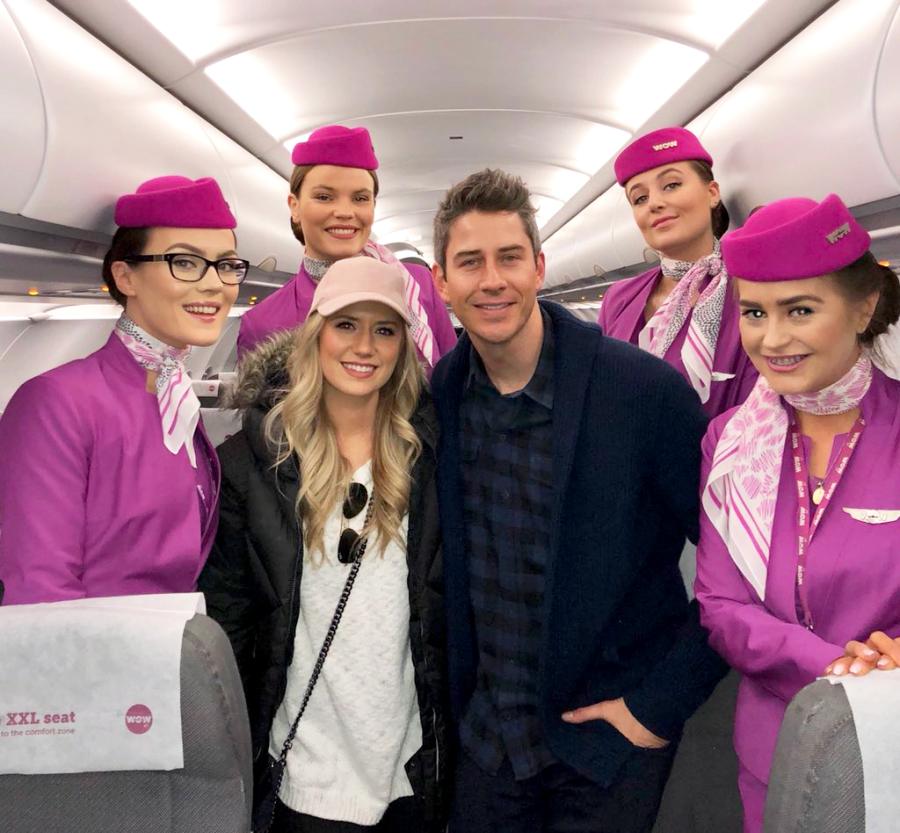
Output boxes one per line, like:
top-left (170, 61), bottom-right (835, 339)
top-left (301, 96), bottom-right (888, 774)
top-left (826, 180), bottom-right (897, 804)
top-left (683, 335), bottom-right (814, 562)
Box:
top-left (652, 669), bottom-right (743, 833)
top-left (764, 679), bottom-right (863, 833)
top-left (0, 614), bottom-right (253, 833)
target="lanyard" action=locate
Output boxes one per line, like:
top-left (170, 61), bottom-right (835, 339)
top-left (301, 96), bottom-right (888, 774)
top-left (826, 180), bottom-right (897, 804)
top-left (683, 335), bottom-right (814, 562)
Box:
top-left (789, 415), bottom-right (865, 630)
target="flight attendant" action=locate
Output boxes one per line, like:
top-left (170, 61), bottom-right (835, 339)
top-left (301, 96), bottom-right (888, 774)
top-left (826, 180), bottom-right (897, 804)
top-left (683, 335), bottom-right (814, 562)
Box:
top-left (237, 124), bottom-right (457, 367)
top-left (0, 176), bottom-right (245, 604)
top-left (599, 126), bottom-right (757, 416)
top-left (694, 194), bottom-right (900, 832)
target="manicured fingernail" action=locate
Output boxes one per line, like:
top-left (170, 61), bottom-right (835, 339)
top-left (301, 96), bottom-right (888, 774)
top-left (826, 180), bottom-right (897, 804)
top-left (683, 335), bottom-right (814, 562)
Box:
top-left (850, 661), bottom-right (865, 674)
top-left (863, 648), bottom-right (877, 658)
top-left (833, 666), bottom-right (845, 676)
top-left (877, 657), bottom-right (889, 668)
top-left (562, 712), bottom-right (573, 720)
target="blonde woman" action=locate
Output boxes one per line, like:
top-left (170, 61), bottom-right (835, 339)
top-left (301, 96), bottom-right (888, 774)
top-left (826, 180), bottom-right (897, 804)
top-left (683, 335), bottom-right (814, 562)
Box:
top-left (200, 257), bottom-right (448, 833)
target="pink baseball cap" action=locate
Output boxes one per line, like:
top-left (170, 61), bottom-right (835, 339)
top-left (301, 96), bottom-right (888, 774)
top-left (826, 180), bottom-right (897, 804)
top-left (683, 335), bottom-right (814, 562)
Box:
top-left (614, 126), bottom-right (713, 186)
top-left (114, 175), bottom-right (236, 229)
top-left (310, 257), bottom-right (411, 322)
top-left (291, 125), bottom-right (379, 170)
top-left (721, 194), bottom-right (871, 281)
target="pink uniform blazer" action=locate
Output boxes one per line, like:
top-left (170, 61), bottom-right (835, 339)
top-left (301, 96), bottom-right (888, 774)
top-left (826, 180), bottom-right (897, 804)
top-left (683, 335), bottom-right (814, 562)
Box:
top-left (0, 334), bottom-right (219, 604)
top-left (695, 368), bottom-right (900, 784)
top-left (598, 266), bottom-right (757, 417)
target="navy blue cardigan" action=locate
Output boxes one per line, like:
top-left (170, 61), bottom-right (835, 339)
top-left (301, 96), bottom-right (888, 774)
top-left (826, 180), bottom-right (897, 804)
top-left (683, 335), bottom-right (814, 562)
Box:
top-left (432, 301), bottom-right (728, 786)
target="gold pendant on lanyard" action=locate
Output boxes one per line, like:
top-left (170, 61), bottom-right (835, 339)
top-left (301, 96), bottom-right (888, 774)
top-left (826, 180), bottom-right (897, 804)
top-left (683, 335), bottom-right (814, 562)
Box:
top-left (791, 414), bottom-right (866, 632)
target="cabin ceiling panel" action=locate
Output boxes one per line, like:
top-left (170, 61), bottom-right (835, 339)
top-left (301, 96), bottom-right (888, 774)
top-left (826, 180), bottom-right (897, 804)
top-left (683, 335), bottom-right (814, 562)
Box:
top-left (542, 0), bottom-right (896, 288)
top-left (4, 0), bottom-right (297, 271)
top-left (687, 0), bottom-right (900, 215)
top-left (370, 159), bottom-right (572, 252)
top-left (299, 111), bottom-right (630, 181)
top-left (55, 1), bottom-right (768, 74)
top-left (874, 4), bottom-right (900, 186)
top-left (199, 20), bottom-right (709, 145)
top-left (6, 0), bottom-right (239, 230)
top-left (379, 158), bottom-right (585, 209)
top-left (46, 0), bottom-right (837, 275)
top-left (0, 1), bottom-right (46, 215)
top-left (531, 0), bottom-right (836, 239)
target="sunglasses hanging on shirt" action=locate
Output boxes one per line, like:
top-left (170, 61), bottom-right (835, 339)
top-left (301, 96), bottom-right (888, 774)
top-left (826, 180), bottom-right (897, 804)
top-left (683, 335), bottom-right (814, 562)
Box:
top-left (339, 482), bottom-right (374, 564)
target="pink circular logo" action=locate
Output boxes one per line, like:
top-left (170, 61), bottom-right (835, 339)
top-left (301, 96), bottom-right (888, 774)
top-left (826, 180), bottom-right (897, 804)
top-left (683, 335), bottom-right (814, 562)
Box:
top-left (124, 704), bottom-right (153, 735)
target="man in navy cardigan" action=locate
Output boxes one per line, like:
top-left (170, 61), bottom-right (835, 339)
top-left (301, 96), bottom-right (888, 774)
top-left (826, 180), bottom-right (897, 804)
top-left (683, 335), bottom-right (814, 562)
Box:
top-left (430, 169), bottom-right (727, 832)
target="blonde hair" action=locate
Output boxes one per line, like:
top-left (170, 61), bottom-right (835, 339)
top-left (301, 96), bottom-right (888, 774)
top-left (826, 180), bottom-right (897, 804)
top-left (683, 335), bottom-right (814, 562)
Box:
top-left (263, 311), bottom-right (423, 561)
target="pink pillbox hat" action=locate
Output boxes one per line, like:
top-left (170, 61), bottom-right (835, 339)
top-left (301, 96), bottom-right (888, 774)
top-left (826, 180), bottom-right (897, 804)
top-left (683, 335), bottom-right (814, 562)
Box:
top-left (721, 194), bottom-right (870, 281)
top-left (614, 126), bottom-right (713, 186)
top-left (310, 257), bottom-right (411, 322)
top-left (114, 175), bottom-right (236, 229)
top-left (291, 125), bottom-right (379, 170)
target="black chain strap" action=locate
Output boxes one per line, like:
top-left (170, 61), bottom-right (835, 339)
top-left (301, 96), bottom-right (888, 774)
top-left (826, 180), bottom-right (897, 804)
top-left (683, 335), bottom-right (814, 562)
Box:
top-left (257, 493), bottom-right (375, 832)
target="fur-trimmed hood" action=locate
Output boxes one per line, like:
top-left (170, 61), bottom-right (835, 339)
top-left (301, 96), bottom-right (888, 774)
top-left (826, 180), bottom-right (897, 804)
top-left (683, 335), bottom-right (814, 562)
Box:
top-left (226, 329), bottom-right (296, 412)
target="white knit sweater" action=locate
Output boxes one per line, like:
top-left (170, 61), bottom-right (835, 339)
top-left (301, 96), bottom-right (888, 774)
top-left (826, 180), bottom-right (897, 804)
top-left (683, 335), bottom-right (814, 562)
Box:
top-left (269, 462), bottom-right (423, 825)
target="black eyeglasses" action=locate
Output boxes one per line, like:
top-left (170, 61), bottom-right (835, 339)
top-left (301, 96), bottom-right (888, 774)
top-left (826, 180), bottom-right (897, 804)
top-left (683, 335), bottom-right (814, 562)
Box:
top-left (338, 482), bottom-right (372, 564)
top-left (124, 253), bottom-right (250, 285)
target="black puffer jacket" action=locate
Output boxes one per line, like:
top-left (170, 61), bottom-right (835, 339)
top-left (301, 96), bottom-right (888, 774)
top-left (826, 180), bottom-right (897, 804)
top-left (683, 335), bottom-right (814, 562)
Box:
top-left (199, 333), bottom-right (450, 828)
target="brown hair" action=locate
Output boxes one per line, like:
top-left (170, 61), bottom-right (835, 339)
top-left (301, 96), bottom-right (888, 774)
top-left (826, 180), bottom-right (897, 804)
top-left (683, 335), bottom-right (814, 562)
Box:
top-left (288, 165), bottom-right (380, 244)
top-left (688, 160), bottom-right (730, 239)
top-left (433, 168), bottom-right (540, 271)
top-left (101, 227), bottom-right (151, 306)
top-left (830, 253), bottom-right (900, 347)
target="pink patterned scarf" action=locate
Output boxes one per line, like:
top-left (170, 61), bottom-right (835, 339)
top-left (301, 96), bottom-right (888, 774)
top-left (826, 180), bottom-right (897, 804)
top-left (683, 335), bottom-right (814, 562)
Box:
top-left (702, 353), bottom-right (873, 599)
top-left (638, 241), bottom-right (728, 403)
top-left (115, 316), bottom-right (200, 468)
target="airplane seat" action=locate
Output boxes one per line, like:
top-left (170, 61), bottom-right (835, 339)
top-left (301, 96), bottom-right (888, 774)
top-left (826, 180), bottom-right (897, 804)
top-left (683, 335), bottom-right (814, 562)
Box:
top-left (652, 670), bottom-right (742, 833)
top-left (0, 614), bottom-right (253, 833)
top-left (763, 679), bottom-right (864, 833)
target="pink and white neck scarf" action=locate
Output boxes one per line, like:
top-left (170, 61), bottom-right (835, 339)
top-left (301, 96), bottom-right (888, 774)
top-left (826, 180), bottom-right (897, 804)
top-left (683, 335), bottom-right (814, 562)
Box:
top-left (638, 241), bottom-right (728, 403)
top-left (702, 353), bottom-right (873, 599)
top-left (115, 316), bottom-right (200, 468)
top-left (363, 240), bottom-right (436, 368)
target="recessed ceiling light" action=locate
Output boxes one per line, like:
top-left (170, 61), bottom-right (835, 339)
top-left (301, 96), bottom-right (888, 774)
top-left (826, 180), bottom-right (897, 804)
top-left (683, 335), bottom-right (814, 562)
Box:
top-left (206, 53), bottom-right (300, 140)
top-left (612, 42), bottom-right (708, 129)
